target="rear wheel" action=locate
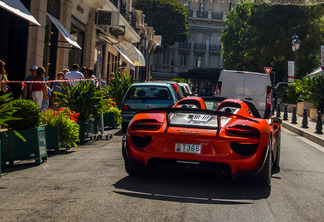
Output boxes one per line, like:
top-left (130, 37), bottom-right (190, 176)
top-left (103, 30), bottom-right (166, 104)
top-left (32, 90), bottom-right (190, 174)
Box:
top-left (256, 141), bottom-right (272, 186)
top-left (273, 132), bottom-right (281, 167)
top-left (122, 122), bottom-right (128, 133)
top-left (122, 144), bottom-right (151, 176)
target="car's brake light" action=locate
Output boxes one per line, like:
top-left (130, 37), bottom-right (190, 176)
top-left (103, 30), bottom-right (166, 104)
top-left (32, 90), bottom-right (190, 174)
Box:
top-left (122, 105), bottom-right (131, 110)
top-left (172, 84), bottom-right (178, 92)
top-left (225, 125), bottom-right (260, 138)
top-left (266, 86), bottom-right (272, 109)
top-left (132, 119), bottom-right (163, 131)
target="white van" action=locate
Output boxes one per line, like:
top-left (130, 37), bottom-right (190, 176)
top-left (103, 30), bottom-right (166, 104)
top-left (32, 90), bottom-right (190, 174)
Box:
top-left (215, 70), bottom-right (272, 119)
top-left (178, 83), bottom-right (193, 96)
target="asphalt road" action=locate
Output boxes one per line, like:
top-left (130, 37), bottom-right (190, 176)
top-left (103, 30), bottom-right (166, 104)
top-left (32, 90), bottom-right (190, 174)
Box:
top-left (0, 127), bottom-right (323, 222)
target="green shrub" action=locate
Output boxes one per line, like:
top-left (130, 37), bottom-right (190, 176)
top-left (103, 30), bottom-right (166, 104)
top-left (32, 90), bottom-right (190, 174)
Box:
top-left (107, 106), bottom-right (121, 126)
top-left (171, 78), bottom-right (187, 83)
top-left (6, 99), bottom-right (41, 130)
top-left (43, 108), bottom-right (79, 147)
top-left (309, 74), bottom-right (324, 108)
top-left (54, 81), bottom-right (106, 120)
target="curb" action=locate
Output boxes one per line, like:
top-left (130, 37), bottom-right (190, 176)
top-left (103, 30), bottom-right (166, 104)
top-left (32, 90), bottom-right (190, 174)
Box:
top-left (281, 121), bottom-right (324, 147)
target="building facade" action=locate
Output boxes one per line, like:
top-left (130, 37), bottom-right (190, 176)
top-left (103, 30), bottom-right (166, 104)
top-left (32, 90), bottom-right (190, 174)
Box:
top-left (0, 0), bottom-right (160, 98)
top-left (151, 0), bottom-right (234, 95)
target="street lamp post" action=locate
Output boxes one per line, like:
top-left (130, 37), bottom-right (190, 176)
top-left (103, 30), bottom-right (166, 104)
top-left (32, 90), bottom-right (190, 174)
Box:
top-left (291, 34), bottom-right (301, 79)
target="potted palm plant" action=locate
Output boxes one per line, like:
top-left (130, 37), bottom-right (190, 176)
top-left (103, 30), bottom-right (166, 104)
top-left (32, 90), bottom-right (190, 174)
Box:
top-left (54, 81), bottom-right (106, 144)
top-left (0, 93), bottom-right (24, 175)
top-left (1, 99), bottom-right (47, 165)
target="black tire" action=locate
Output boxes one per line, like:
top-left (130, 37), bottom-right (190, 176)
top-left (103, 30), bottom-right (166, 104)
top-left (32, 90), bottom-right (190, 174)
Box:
top-left (122, 144), bottom-right (151, 176)
top-left (273, 131), bottom-right (281, 167)
top-left (256, 141), bottom-right (272, 186)
top-left (122, 122), bottom-right (128, 133)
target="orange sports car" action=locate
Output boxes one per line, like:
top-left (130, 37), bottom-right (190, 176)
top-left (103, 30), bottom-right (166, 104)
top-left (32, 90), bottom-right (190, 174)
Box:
top-left (122, 97), bottom-right (281, 186)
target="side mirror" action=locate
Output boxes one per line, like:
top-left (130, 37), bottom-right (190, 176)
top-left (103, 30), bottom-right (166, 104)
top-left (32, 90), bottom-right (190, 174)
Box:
top-left (271, 117), bottom-right (282, 125)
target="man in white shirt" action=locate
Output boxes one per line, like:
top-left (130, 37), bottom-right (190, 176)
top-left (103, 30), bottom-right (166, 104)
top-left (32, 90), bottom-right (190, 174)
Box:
top-left (64, 64), bottom-right (84, 87)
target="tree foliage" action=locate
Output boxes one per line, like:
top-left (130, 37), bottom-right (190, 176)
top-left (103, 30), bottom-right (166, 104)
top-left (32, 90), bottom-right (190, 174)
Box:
top-left (104, 72), bottom-right (134, 109)
top-left (221, 4), bottom-right (324, 82)
top-left (133, 0), bottom-right (189, 47)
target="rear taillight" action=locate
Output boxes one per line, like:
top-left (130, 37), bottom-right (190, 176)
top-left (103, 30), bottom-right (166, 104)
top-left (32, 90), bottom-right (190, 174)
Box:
top-left (122, 105), bottom-right (131, 110)
top-left (225, 125), bottom-right (260, 138)
top-left (215, 82), bottom-right (222, 96)
top-left (266, 86), bottom-right (272, 109)
top-left (172, 84), bottom-right (178, 92)
top-left (132, 119), bottom-right (163, 131)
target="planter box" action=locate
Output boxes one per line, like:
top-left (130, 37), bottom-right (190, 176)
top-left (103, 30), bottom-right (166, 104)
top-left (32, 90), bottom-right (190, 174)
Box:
top-left (77, 119), bottom-right (96, 144)
top-left (0, 140), bottom-right (2, 177)
top-left (297, 102), bottom-right (313, 116)
top-left (310, 108), bottom-right (324, 122)
top-left (45, 126), bottom-right (60, 154)
top-left (104, 112), bottom-right (116, 128)
top-left (0, 127), bottom-right (48, 165)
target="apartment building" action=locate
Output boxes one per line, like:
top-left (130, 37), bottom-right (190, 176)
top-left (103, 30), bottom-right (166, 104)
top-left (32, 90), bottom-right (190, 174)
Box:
top-left (151, 0), bottom-right (234, 95)
top-left (0, 0), bottom-right (160, 97)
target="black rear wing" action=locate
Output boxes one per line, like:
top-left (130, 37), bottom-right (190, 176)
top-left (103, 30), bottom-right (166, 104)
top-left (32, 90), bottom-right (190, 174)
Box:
top-left (136, 107), bottom-right (259, 130)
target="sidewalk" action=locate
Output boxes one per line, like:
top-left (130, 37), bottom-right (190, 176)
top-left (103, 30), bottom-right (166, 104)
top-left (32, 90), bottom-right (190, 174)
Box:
top-left (278, 111), bottom-right (324, 147)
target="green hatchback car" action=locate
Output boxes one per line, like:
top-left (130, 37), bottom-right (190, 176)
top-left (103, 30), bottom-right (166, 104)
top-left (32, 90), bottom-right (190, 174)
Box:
top-left (121, 82), bottom-right (184, 132)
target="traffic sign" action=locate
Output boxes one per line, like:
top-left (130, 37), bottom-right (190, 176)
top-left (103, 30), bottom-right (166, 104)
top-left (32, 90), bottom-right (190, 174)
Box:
top-left (264, 67), bottom-right (273, 75)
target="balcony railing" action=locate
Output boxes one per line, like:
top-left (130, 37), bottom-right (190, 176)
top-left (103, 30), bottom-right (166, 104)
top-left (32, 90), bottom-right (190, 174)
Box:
top-left (194, 43), bottom-right (206, 51)
top-left (188, 10), bottom-right (224, 20)
top-left (179, 42), bottom-right (191, 49)
top-left (209, 44), bottom-right (221, 52)
top-left (212, 12), bottom-right (223, 20)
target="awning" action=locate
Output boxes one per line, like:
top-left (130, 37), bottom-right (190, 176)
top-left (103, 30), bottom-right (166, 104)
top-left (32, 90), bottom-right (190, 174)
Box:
top-left (125, 42), bottom-right (145, 66)
top-left (47, 13), bottom-right (82, 49)
top-left (0, 0), bottom-right (41, 26)
top-left (114, 46), bottom-right (135, 71)
top-left (97, 33), bottom-right (119, 45)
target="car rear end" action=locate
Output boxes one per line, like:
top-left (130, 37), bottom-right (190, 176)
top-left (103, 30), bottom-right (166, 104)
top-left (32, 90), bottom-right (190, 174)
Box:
top-left (123, 108), bottom-right (270, 177)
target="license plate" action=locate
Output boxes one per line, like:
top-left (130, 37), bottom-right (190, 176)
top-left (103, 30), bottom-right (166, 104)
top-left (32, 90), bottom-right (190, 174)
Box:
top-left (175, 143), bottom-right (201, 154)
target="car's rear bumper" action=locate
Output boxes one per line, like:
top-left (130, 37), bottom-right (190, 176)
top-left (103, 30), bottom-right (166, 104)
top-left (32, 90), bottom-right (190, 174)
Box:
top-left (122, 133), bottom-right (269, 176)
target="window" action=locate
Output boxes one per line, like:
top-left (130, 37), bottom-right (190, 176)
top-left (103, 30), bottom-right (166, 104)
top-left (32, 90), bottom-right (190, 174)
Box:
top-left (196, 56), bottom-right (202, 68)
top-left (199, 0), bottom-right (204, 15)
top-left (163, 51), bottom-right (170, 65)
top-left (183, 0), bottom-right (190, 10)
top-left (181, 54), bottom-right (187, 67)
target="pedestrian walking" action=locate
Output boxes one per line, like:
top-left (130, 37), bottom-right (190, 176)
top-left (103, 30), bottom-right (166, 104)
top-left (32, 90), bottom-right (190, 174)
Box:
top-left (41, 79), bottom-right (52, 111)
top-left (64, 64), bottom-right (84, 87)
top-left (30, 66), bottom-right (47, 109)
top-left (22, 65), bottom-right (37, 99)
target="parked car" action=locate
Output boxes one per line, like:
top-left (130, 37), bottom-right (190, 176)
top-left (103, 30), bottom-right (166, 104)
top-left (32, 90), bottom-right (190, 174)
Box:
top-left (122, 97), bottom-right (281, 186)
top-left (178, 83), bottom-right (193, 97)
top-left (121, 82), bottom-right (184, 132)
top-left (215, 70), bottom-right (272, 119)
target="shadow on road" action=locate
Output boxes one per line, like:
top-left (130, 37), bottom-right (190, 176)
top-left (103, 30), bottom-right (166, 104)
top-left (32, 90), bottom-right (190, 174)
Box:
top-left (113, 170), bottom-right (271, 205)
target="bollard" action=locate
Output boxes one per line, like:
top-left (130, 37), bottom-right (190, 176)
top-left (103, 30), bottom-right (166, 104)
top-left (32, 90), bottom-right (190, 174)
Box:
top-left (301, 108), bottom-right (308, 128)
top-left (283, 104), bottom-right (288, 120)
top-left (291, 105), bottom-right (297, 124)
top-left (276, 103), bottom-right (281, 118)
top-left (315, 111), bottom-right (323, 134)
top-left (272, 98), bottom-right (276, 115)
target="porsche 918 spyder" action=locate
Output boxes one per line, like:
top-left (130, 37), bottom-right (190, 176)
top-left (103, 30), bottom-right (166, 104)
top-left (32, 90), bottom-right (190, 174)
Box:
top-left (122, 98), bottom-right (281, 186)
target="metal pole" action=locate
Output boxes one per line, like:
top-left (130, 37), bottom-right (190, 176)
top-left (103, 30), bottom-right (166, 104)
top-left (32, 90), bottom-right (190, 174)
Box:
top-left (96, 50), bottom-right (105, 135)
